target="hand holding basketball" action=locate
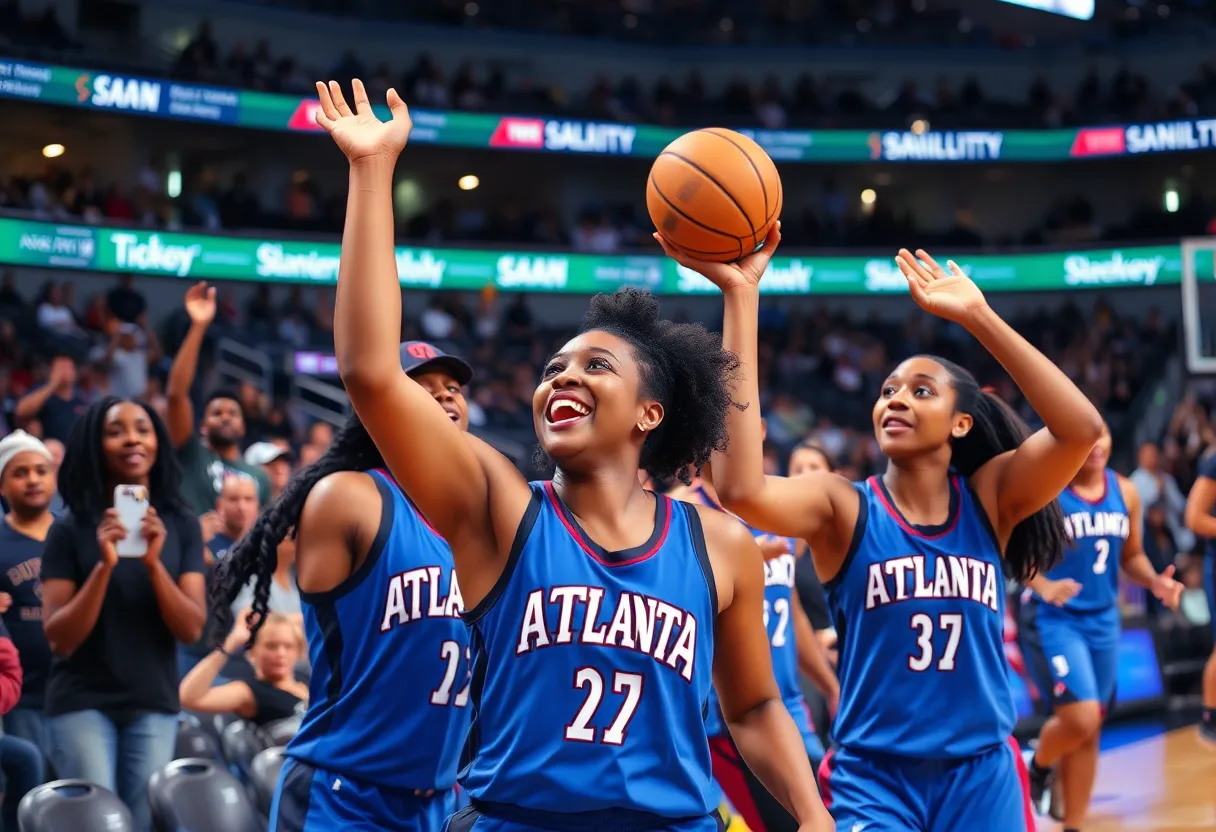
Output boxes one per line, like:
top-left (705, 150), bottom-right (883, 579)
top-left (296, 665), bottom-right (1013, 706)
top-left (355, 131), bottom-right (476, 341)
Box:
top-left (315, 79), bottom-right (412, 167)
top-left (895, 249), bottom-right (990, 326)
top-left (654, 223), bottom-right (781, 293)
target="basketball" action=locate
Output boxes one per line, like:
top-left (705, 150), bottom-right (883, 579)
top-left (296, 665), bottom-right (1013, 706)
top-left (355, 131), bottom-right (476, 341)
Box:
top-left (647, 128), bottom-right (783, 263)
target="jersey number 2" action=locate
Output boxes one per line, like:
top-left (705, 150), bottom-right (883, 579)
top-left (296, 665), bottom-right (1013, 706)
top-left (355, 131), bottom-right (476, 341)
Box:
top-left (1092, 539), bottom-right (1110, 574)
top-left (908, 613), bottom-right (963, 672)
top-left (564, 668), bottom-right (643, 745)
top-left (430, 640), bottom-right (471, 707)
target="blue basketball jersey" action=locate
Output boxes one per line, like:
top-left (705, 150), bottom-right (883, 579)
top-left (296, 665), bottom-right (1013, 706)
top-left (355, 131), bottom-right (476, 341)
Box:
top-left (827, 475), bottom-right (1015, 759)
top-left (760, 542), bottom-right (817, 750)
top-left (1199, 452), bottom-right (1216, 558)
top-left (287, 469), bottom-right (470, 791)
top-left (461, 482), bottom-right (718, 819)
top-left (1037, 469), bottom-right (1128, 613)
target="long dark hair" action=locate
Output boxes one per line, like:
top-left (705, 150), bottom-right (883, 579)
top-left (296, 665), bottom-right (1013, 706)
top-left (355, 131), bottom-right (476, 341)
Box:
top-left (926, 356), bottom-right (1069, 582)
top-left (210, 413), bottom-right (384, 647)
top-left (58, 396), bottom-right (187, 523)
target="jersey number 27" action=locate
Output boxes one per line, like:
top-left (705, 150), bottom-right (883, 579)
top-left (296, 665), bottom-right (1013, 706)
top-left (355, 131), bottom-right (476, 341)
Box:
top-left (564, 668), bottom-right (643, 745)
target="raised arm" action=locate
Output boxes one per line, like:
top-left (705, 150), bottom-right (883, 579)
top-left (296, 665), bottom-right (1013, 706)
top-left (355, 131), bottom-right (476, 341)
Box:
top-left (1185, 451), bottom-right (1216, 539)
top-left (318, 80), bottom-right (516, 563)
top-left (705, 512), bottom-right (832, 830)
top-left (654, 229), bottom-right (857, 556)
top-left (166, 283), bottom-right (217, 448)
top-left (895, 251), bottom-right (1104, 537)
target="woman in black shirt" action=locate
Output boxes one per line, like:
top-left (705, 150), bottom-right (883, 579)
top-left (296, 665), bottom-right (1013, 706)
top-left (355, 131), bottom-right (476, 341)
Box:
top-left (179, 610), bottom-right (308, 726)
top-left (40, 397), bottom-right (206, 832)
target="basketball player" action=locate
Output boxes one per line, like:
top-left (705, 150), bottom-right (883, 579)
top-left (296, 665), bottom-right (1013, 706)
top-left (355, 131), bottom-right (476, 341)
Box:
top-left (1184, 446), bottom-right (1216, 745)
top-left (669, 462), bottom-right (838, 832)
top-left (211, 341), bottom-right (476, 831)
top-left (661, 235), bottom-right (1105, 832)
top-left (1019, 425), bottom-right (1182, 831)
top-left (317, 79), bottom-right (832, 831)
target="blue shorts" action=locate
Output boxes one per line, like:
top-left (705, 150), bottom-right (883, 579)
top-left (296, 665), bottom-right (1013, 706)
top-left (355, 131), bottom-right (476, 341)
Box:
top-left (1019, 600), bottom-right (1120, 709)
top-left (818, 739), bottom-right (1032, 832)
top-left (269, 757), bottom-right (456, 831)
top-left (443, 801), bottom-right (725, 832)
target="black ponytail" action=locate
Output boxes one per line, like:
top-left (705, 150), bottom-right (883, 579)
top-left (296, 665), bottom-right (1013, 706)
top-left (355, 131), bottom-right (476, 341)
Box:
top-left (210, 413), bottom-right (385, 647)
top-left (928, 356), bottom-right (1069, 582)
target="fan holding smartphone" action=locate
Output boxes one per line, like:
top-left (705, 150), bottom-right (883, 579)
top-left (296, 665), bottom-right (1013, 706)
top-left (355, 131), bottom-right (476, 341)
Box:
top-left (40, 397), bottom-right (206, 831)
top-left (111, 485), bottom-right (153, 559)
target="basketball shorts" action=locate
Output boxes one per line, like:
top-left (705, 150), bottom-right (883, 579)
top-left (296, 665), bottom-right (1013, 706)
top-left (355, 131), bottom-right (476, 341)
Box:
top-left (269, 757), bottom-right (455, 831)
top-left (1019, 600), bottom-right (1120, 709)
top-left (443, 800), bottom-right (726, 832)
top-left (708, 733), bottom-right (822, 832)
top-left (819, 738), bottom-right (1033, 832)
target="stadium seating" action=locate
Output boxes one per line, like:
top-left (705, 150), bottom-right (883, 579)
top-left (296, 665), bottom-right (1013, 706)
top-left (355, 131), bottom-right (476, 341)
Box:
top-left (249, 746), bottom-right (286, 816)
top-left (17, 780), bottom-right (136, 832)
top-left (146, 758), bottom-right (263, 832)
top-left (221, 719), bottom-right (269, 782)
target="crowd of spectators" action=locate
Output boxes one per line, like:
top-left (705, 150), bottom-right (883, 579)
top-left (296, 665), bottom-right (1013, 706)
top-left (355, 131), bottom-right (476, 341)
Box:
top-left (168, 17), bottom-right (1216, 132)
top-left (4, 160), bottom-right (1216, 253)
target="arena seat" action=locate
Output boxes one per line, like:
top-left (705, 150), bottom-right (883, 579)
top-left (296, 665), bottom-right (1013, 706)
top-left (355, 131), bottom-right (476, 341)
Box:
top-left (221, 719), bottom-right (268, 781)
top-left (17, 779), bottom-right (136, 832)
top-left (147, 758), bottom-right (263, 832)
top-left (259, 713), bottom-right (302, 747)
top-left (249, 746), bottom-right (286, 816)
top-left (176, 721), bottom-right (223, 762)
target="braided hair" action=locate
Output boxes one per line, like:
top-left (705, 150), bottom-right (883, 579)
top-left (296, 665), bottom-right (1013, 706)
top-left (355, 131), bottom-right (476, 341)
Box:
top-left (926, 356), bottom-right (1070, 582)
top-left (210, 414), bottom-right (384, 647)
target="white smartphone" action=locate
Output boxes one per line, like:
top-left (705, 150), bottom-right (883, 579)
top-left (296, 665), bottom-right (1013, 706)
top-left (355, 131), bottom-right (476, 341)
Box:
top-left (113, 485), bottom-right (150, 557)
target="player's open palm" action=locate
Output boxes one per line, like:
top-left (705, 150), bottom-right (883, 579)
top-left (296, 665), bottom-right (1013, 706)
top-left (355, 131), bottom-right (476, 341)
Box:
top-left (653, 222), bottom-right (781, 293)
top-left (895, 248), bottom-right (990, 325)
top-left (315, 79), bottom-right (412, 167)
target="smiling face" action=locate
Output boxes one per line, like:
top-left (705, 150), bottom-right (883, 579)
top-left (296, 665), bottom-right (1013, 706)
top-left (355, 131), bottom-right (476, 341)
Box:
top-left (411, 370), bottom-right (470, 431)
top-left (533, 331), bottom-right (663, 473)
top-left (872, 356), bottom-right (971, 461)
top-left (1, 451), bottom-right (54, 514)
top-left (102, 401), bottom-right (158, 483)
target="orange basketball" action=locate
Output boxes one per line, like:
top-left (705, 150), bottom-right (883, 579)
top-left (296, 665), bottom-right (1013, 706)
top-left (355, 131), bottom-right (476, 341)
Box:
top-left (647, 128), bottom-right (783, 263)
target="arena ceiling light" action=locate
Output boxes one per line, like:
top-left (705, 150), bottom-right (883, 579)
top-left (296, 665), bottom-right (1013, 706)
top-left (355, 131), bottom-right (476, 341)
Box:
top-left (42, 143), bottom-right (65, 158)
top-left (458, 175), bottom-right (480, 191)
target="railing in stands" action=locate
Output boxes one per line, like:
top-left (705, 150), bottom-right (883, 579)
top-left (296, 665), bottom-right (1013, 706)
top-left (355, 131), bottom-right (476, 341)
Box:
top-left (289, 374), bottom-right (350, 427)
top-left (215, 337), bottom-right (273, 393)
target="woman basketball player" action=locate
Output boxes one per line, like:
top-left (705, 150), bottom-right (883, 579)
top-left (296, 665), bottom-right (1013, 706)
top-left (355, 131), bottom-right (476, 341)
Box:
top-left (1019, 425), bottom-right (1182, 831)
top-left (659, 233), bottom-right (1105, 832)
top-left (317, 79), bottom-right (832, 832)
top-left (1185, 447), bottom-right (1216, 747)
top-left (212, 341), bottom-right (477, 831)
top-left (668, 460), bottom-right (838, 832)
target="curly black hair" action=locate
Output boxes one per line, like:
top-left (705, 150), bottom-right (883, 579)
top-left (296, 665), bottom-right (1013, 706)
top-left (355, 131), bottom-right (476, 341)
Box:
top-left (58, 397), bottom-right (188, 523)
top-left (534, 288), bottom-right (742, 485)
top-left (210, 413), bottom-right (384, 648)
top-left (925, 355), bottom-right (1070, 583)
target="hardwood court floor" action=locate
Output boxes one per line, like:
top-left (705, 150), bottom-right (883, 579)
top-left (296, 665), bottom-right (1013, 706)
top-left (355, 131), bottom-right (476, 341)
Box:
top-left (1035, 726), bottom-right (1216, 831)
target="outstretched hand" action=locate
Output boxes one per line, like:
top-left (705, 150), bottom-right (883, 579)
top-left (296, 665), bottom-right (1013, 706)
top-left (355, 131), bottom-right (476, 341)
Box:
top-left (653, 223), bottom-right (781, 293)
top-left (1151, 565), bottom-right (1184, 611)
top-left (314, 79), bottom-right (413, 167)
top-left (894, 248), bottom-right (990, 326)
